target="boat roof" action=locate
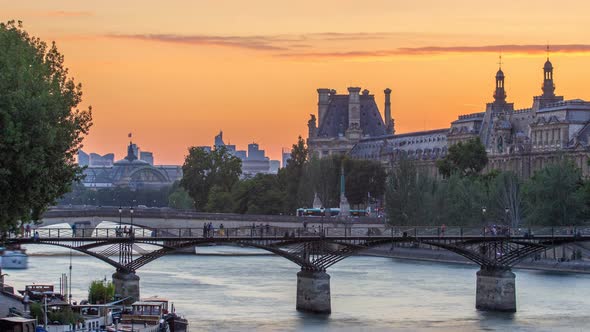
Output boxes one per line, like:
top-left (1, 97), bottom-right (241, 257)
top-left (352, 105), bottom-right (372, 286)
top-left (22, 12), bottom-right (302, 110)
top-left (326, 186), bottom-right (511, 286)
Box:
top-left (132, 301), bottom-right (165, 306)
top-left (142, 296), bottom-right (169, 302)
top-left (0, 317), bottom-right (36, 323)
top-left (73, 297), bottom-right (130, 307)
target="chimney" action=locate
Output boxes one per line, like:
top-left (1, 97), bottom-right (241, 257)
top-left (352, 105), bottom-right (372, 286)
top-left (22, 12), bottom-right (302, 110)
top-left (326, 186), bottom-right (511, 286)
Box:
top-left (317, 88), bottom-right (331, 127)
top-left (384, 88), bottom-right (393, 134)
top-left (347, 87), bottom-right (361, 129)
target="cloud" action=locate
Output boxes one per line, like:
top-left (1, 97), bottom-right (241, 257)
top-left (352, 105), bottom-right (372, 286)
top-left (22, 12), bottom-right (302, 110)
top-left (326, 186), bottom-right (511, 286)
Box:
top-left (102, 31), bottom-right (590, 59)
top-left (398, 44), bottom-right (590, 55)
top-left (104, 32), bottom-right (400, 52)
top-left (107, 33), bottom-right (290, 51)
top-left (278, 44), bottom-right (590, 59)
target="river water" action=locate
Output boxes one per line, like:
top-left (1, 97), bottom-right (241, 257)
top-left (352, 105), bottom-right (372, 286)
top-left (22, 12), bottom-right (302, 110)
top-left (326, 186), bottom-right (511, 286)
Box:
top-left (9, 244), bottom-right (590, 331)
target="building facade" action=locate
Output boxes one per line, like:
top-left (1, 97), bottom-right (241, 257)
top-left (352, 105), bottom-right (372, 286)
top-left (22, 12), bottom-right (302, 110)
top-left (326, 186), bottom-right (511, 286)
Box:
top-left (341, 58), bottom-right (590, 177)
top-left (307, 87), bottom-right (394, 158)
top-left (81, 141), bottom-right (182, 189)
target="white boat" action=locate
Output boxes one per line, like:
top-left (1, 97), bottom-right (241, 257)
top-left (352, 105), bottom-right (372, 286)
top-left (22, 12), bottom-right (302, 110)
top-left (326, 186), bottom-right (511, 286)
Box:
top-left (0, 247), bottom-right (28, 269)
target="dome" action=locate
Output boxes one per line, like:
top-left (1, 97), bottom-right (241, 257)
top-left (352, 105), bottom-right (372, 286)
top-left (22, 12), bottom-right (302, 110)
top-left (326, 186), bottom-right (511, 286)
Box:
top-left (496, 69), bottom-right (504, 78)
top-left (544, 59), bottom-right (553, 70)
top-left (113, 158), bottom-right (149, 166)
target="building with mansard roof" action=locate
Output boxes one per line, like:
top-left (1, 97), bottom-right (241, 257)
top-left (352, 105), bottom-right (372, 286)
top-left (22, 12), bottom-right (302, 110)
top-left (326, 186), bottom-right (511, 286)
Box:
top-left (335, 57), bottom-right (590, 177)
top-left (307, 87), bottom-right (394, 158)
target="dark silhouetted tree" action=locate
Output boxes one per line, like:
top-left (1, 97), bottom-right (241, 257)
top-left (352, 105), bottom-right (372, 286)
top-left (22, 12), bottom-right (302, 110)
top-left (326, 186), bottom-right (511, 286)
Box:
top-left (0, 21), bottom-right (93, 232)
top-left (437, 138), bottom-right (488, 178)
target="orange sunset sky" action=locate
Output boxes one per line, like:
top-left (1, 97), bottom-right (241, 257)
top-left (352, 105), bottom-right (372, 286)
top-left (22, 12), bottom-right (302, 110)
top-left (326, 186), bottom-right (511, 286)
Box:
top-left (3, 0), bottom-right (590, 164)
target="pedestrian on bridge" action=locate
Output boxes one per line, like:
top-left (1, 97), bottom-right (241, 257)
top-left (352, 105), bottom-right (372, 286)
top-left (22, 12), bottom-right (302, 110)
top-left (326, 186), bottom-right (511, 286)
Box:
top-left (203, 223), bottom-right (208, 238)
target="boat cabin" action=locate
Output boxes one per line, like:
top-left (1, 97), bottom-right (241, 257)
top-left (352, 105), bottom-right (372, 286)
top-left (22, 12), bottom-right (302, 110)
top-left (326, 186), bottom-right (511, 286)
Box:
top-left (0, 317), bottom-right (36, 332)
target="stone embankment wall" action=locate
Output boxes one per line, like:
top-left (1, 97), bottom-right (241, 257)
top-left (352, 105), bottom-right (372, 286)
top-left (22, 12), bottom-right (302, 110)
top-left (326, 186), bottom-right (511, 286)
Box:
top-left (364, 244), bottom-right (590, 273)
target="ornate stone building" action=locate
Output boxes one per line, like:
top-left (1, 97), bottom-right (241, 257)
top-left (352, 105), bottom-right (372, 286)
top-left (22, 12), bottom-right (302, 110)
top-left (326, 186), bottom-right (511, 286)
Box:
top-left (82, 141), bottom-right (182, 189)
top-left (307, 87), bottom-right (394, 158)
top-left (341, 58), bottom-right (590, 177)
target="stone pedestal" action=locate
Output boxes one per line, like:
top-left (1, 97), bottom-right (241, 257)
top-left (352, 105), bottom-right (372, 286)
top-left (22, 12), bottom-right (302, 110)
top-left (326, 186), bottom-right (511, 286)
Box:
top-left (112, 271), bottom-right (140, 304)
top-left (296, 270), bottom-right (331, 314)
top-left (475, 268), bottom-right (516, 312)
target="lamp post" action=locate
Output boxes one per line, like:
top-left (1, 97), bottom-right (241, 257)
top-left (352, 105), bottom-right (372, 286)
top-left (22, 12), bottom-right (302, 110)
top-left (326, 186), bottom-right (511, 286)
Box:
top-left (118, 207), bottom-right (122, 227)
top-left (482, 206), bottom-right (487, 235)
top-left (130, 207), bottom-right (134, 237)
top-left (320, 207), bottom-right (325, 236)
top-left (504, 207), bottom-right (510, 227)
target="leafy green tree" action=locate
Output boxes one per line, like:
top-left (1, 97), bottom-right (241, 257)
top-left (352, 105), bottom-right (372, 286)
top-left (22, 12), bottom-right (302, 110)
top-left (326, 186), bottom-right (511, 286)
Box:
top-left (88, 279), bottom-right (115, 304)
top-left (436, 138), bottom-right (488, 178)
top-left (0, 21), bottom-right (92, 232)
top-left (30, 302), bottom-right (83, 325)
top-left (181, 146), bottom-right (241, 210)
top-left (438, 174), bottom-right (487, 226)
top-left (344, 158), bottom-right (387, 206)
top-left (282, 136), bottom-right (309, 213)
top-left (385, 158), bottom-right (431, 225)
top-left (522, 159), bottom-right (584, 226)
top-left (168, 186), bottom-right (194, 209)
top-left (232, 174), bottom-right (285, 214)
top-left (490, 171), bottom-right (523, 227)
top-left (205, 185), bottom-right (233, 213)
top-left (304, 155), bottom-right (340, 208)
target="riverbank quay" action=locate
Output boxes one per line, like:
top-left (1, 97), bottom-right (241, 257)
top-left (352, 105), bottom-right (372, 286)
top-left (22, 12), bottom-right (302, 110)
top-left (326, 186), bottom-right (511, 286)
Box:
top-left (363, 246), bottom-right (590, 274)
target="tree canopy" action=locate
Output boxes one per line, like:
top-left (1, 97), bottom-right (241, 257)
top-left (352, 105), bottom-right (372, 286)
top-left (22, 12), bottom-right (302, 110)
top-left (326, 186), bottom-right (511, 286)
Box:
top-left (88, 279), bottom-right (115, 304)
top-left (0, 21), bottom-right (92, 232)
top-left (437, 138), bottom-right (488, 178)
top-left (522, 159), bottom-right (585, 226)
top-left (180, 146), bottom-right (241, 210)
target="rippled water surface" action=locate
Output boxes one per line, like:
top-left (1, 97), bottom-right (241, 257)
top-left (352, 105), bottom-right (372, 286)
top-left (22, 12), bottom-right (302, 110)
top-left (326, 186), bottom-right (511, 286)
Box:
top-left (9, 245), bottom-right (590, 331)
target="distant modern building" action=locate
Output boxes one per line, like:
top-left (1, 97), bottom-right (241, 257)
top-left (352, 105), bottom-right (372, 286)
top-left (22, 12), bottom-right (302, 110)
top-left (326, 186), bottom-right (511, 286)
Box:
top-left (270, 160), bottom-right (280, 173)
top-left (78, 150), bottom-right (89, 166)
top-left (80, 141), bottom-right (181, 189)
top-left (205, 131), bottom-right (280, 176)
top-left (282, 148), bottom-right (291, 168)
top-left (89, 153), bottom-right (115, 167)
top-left (140, 151), bottom-right (154, 165)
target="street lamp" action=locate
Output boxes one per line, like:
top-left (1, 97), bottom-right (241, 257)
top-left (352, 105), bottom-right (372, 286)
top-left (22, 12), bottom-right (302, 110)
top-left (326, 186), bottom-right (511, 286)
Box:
top-left (504, 207), bottom-right (510, 226)
top-left (482, 206), bottom-right (487, 229)
top-left (118, 207), bottom-right (122, 227)
top-left (130, 207), bottom-right (134, 237)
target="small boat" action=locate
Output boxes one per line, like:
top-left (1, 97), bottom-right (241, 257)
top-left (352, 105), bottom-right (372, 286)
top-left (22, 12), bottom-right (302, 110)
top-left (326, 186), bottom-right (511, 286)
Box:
top-left (121, 297), bottom-right (188, 332)
top-left (0, 246), bottom-right (28, 269)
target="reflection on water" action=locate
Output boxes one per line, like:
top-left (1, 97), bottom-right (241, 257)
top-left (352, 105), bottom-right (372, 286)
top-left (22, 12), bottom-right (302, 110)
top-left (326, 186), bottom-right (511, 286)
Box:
top-left (9, 245), bottom-right (590, 331)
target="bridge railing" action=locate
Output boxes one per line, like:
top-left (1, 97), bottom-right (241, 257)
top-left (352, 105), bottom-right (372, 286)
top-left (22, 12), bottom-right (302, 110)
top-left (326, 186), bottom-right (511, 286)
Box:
top-left (9, 225), bottom-right (590, 240)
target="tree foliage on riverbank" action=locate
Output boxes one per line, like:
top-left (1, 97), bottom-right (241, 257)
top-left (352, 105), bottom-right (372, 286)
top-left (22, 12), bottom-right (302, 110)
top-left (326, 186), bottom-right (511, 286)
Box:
top-left (0, 21), bottom-right (92, 232)
top-left (386, 156), bottom-right (589, 227)
top-left (88, 279), bottom-right (115, 304)
top-left (179, 136), bottom-right (387, 215)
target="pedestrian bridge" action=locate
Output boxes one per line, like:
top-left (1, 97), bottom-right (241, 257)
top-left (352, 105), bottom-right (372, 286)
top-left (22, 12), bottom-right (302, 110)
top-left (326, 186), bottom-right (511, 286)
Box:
top-left (7, 225), bottom-right (590, 314)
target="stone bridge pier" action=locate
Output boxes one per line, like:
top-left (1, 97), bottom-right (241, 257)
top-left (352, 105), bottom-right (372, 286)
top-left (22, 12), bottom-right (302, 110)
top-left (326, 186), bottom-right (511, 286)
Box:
top-left (296, 269), bottom-right (331, 314)
top-left (112, 270), bottom-right (140, 305)
top-left (475, 267), bottom-right (516, 312)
